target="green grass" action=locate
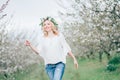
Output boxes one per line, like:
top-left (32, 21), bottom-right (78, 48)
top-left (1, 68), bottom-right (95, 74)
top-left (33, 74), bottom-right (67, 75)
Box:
top-left (64, 58), bottom-right (120, 80)
top-left (0, 58), bottom-right (120, 80)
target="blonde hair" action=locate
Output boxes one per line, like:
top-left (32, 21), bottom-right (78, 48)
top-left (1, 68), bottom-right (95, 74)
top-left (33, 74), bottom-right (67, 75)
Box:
top-left (42, 20), bottom-right (59, 37)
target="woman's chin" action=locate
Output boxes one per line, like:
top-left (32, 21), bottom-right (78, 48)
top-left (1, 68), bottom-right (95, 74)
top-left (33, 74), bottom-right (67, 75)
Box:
top-left (45, 29), bottom-right (52, 32)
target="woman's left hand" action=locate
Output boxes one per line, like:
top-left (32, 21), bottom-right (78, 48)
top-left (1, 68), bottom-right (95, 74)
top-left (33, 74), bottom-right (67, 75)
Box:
top-left (74, 59), bottom-right (78, 69)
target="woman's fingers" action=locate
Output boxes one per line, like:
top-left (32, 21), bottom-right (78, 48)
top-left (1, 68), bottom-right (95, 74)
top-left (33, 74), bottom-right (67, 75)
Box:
top-left (25, 40), bottom-right (30, 46)
top-left (74, 62), bottom-right (78, 69)
top-left (74, 60), bottom-right (78, 69)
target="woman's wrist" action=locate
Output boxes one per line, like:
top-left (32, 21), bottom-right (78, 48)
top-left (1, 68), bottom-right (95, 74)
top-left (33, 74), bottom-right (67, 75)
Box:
top-left (74, 58), bottom-right (77, 63)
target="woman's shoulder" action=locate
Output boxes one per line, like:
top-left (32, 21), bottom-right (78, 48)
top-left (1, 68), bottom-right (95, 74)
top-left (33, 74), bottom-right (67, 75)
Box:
top-left (58, 32), bottom-right (65, 37)
top-left (36, 34), bottom-right (45, 42)
top-left (58, 32), bottom-right (63, 36)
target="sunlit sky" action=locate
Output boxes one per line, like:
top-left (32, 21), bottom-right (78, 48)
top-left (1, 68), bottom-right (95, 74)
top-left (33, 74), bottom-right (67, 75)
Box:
top-left (0, 0), bottom-right (71, 40)
top-left (1, 0), bottom-right (71, 32)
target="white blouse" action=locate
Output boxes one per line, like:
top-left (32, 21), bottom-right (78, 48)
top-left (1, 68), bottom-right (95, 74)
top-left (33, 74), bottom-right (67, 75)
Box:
top-left (37, 33), bottom-right (71, 65)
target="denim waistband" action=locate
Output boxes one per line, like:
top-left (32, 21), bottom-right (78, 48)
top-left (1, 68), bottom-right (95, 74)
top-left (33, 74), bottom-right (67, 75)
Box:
top-left (46, 62), bottom-right (64, 66)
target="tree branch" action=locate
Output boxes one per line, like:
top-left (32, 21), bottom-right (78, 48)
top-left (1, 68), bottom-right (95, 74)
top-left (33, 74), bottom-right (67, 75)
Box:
top-left (0, 0), bottom-right (10, 13)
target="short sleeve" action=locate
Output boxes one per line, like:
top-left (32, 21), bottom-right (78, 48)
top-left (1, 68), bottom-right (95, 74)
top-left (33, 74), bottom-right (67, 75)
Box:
top-left (60, 33), bottom-right (71, 56)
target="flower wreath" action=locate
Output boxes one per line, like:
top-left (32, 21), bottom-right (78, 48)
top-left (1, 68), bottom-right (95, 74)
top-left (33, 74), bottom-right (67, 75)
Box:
top-left (39, 17), bottom-right (58, 27)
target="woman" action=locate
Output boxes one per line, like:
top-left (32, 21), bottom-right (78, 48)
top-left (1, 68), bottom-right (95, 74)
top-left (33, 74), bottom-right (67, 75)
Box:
top-left (25, 17), bottom-right (78, 80)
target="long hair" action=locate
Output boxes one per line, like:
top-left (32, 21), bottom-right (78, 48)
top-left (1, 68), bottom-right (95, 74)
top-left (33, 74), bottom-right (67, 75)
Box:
top-left (41, 18), bottom-right (59, 37)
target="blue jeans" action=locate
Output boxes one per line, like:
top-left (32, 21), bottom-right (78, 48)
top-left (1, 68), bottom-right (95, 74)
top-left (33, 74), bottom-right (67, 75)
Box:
top-left (45, 62), bottom-right (65, 80)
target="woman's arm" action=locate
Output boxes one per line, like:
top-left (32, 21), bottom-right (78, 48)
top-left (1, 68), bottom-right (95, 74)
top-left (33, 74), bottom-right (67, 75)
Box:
top-left (60, 33), bottom-right (78, 69)
top-left (68, 51), bottom-right (78, 69)
top-left (25, 40), bottom-right (39, 55)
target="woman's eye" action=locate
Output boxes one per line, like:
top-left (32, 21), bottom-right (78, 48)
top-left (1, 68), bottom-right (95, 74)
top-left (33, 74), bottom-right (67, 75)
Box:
top-left (43, 23), bottom-right (50, 26)
top-left (43, 24), bottom-right (46, 26)
top-left (47, 23), bottom-right (50, 25)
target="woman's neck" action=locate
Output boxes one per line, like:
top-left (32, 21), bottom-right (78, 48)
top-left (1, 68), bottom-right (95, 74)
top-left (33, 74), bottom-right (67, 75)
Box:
top-left (47, 31), bottom-right (55, 37)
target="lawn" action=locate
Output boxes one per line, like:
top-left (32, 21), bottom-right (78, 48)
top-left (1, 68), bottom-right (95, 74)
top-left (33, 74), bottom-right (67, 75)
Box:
top-left (0, 58), bottom-right (120, 80)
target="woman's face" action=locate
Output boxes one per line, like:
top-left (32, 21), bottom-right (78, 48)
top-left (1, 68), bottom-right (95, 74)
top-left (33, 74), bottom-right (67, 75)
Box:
top-left (43, 20), bottom-right (53, 32)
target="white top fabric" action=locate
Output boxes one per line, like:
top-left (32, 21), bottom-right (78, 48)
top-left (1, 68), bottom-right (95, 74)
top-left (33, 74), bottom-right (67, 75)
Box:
top-left (37, 33), bottom-right (71, 65)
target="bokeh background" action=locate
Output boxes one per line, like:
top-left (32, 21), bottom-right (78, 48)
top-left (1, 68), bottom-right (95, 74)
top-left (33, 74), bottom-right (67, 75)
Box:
top-left (0, 0), bottom-right (120, 80)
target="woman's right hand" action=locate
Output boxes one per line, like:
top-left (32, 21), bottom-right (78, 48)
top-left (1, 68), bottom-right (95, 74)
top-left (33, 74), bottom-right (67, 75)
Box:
top-left (25, 40), bottom-right (39, 54)
top-left (25, 40), bottom-right (31, 46)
